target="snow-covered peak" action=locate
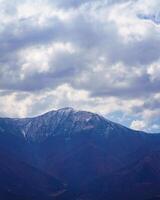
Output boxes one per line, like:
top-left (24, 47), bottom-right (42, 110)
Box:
top-left (0, 108), bottom-right (133, 142)
top-left (58, 107), bottom-right (74, 112)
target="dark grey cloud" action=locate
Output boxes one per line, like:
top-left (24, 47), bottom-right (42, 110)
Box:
top-left (144, 99), bottom-right (160, 110)
top-left (89, 73), bottom-right (160, 99)
top-left (0, 18), bottom-right (63, 56)
top-left (50, 0), bottom-right (137, 9)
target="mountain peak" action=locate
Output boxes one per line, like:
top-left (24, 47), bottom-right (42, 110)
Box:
top-left (58, 107), bottom-right (74, 112)
top-left (0, 108), bottom-right (142, 142)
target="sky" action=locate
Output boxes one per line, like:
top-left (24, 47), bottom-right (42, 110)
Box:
top-left (0, 0), bottom-right (160, 133)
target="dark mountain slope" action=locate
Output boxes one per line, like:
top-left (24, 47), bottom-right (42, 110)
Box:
top-left (84, 150), bottom-right (160, 200)
top-left (0, 149), bottom-right (73, 200)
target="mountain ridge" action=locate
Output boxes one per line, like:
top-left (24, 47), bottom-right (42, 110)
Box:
top-left (0, 107), bottom-right (149, 142)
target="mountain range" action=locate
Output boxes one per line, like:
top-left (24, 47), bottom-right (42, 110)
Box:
top-left (0, 107), bottom-right (160, 200)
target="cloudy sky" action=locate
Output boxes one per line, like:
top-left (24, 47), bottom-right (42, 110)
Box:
top-left (0, 0), bottom-right (160, 133)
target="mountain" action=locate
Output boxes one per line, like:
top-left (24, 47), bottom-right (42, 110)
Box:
top-left (0, 150), bottom-right (68, 200)
top-left (0, 107), bottom-right (131, 141)
top-left (0, 107), bottom-right (160, 200)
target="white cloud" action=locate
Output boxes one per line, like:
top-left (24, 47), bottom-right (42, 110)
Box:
top-left (130, 120), bottom-right (146, 131)
top-left (0, 91), bottom-right (33, 117)
top-left (151, 124), bottom-right (160, 131)
top-left (19, 42), bottom-right (76, 79)
top-left (147, 61), bottom-right (160, 81)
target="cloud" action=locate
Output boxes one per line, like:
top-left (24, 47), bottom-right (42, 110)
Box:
top-left (0, 0), bottom-right (160, 132)
top-left (130, 120), bottom-right (146, 131)
top-left (147, 61), bottom-right (160, 81)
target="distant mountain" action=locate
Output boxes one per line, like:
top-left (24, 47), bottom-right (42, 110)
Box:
top-left (0, 107), bottom-right (146, 141)
top-left (0, 107), bottom-right (160, 200)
